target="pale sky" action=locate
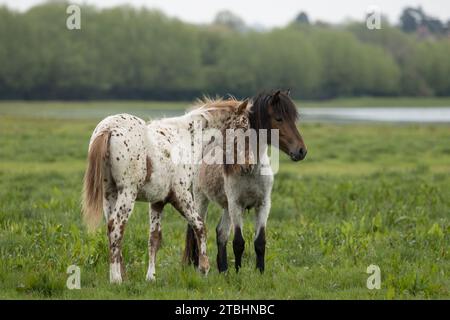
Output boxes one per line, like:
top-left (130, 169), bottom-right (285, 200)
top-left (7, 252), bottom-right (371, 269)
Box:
top-left (1, 0), bottom-right (449, 27)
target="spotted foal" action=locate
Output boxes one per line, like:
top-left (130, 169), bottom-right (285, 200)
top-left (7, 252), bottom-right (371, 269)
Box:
top-left (82, 99), bottom-right (251, 283)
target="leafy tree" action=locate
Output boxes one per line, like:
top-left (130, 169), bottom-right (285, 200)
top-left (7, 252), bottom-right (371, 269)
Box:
top-left (0, 2), bottom-right (448, 99)
top-left (213, 10), bottom-right (247, 32)
top-left (400, 7), bottom-right (422, 33)
top-left (294, 12), bottom-right (310, 25)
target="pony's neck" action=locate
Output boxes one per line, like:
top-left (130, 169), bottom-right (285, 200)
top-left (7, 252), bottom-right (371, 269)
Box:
top-left (254, 140), bottom-right (269, 168)
top-left (247, 110), bottom-right (271, 166)
top-left (155, 112), bottom-right (207, 130)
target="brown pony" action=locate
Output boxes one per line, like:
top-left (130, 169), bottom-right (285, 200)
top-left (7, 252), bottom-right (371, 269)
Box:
top-left (184, 89), bottom-right (307, 273)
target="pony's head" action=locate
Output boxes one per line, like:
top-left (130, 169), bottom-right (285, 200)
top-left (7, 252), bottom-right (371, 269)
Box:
top-left (191, 96), bottom-right (250, 132)
top-left (249, 90), bottom-right (307, 161)
top-left (229, 98), bottom-right (251, 131)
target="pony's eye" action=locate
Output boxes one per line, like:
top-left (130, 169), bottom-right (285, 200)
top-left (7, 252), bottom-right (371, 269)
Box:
top-left (275, 117), bottom-right (283, 122)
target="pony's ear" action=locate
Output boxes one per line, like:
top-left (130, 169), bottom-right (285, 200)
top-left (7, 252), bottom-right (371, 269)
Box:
top-left (285, 88), bottom-right (291, 96)
top-left (271, 90), bottom-right (281, 103)
top-left (238, 99), bottom-right (249, 113)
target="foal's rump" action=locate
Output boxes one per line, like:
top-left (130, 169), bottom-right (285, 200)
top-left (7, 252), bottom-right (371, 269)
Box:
top-left (82, 114), bottom-right (149, 230)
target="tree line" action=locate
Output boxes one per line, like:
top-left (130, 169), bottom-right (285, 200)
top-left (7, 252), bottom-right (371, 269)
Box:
top-left (0, 2), bottom-right (449, 100)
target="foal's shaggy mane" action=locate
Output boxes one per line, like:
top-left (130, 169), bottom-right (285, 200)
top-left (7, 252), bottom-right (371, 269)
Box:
top-left (188, 95), bottom-right (244, 118)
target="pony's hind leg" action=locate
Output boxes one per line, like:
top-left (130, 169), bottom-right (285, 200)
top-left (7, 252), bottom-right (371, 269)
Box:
top-left (103, 173), bottom-right (117, 221)
top-left (216, 209), bottom-right (232, 273)
top-left (146, 202), bottom-right (164, 281)
top-left (183, 191), bottom-right (209, 267)
top-left (254, 199), bottom-right (270, 273)
top-left (171, 188), bottom-right (210, 275)
top-left (102, 113), bottom-right (147, 283)
top-left (107, 186), bottom-right (137, 284)
top-left (183, 225), bottom-right (199, 267)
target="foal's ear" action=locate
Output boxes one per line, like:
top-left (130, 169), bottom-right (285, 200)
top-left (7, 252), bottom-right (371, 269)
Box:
top-left (238, 99), bottom-right (249, 113)
top-left (285, 88), bottom-right (291, 96)
top-left (271, 90), bottom-right (281, 103)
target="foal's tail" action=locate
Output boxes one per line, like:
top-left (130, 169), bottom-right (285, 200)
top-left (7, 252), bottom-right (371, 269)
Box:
top-left (183, 225), bottom-right (199, 267)
top-left (82, 131), bottom-right (111, 232)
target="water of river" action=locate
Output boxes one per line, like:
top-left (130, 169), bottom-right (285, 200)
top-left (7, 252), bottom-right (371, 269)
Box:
top-left (300, 107), bottom-right (450, 123)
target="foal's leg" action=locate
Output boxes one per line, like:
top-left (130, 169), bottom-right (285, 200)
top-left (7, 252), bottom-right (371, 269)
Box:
top-left (171, 188), bottom-right (210, 275)
top-left (146, 202), bottom-right (164, 281)
top-left (216, 208), bottom-right (232, 273)
top-left (107, 187), bottom-right (137, 284)
top-left (183, 192), bottom-right (208, 267)
top-left (103, 178), bottom-right (117, 221)
top-left (229, 203), bottom-right (245, 272)
top-left (254, 198), bottom-right (270, 273)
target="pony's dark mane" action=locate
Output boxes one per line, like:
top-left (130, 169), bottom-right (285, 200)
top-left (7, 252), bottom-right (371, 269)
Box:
top-left (249, 90), bottom-right (299, 130)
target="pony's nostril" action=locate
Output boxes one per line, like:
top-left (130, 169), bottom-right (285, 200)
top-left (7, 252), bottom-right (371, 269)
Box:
top-left (299, 148), bottom-right (307, 159)
top-left (289, 149), bottom-right (306, 161)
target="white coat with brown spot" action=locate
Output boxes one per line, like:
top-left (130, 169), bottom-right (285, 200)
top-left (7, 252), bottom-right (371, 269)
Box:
top-left (82, 99), bottom-right (251, 283)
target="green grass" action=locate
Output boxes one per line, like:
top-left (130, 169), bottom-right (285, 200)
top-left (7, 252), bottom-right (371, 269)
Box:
top-left (0, 101), bottom-right (449, 299)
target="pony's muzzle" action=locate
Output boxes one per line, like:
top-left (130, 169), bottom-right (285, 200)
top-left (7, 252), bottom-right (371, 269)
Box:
top-left (290, 147), bottom-right (307, 161)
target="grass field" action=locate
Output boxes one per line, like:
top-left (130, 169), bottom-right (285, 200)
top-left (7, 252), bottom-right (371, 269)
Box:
top-left (0, 100), bottom-right (449, 299)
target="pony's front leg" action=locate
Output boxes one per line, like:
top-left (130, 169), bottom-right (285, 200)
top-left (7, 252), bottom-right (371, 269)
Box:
top-left (229, 202), bottom-right (245, 272)
top-left (254, 198), bottom-right (270, 273)
top-left (216, 209), bottom-right (232, 273)
top-left (108, 187), bottom-right (136, 284)
top-left (171, 189), bottom-right (210, 275)
top-left (146, 202), bottom-right (164, 281)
